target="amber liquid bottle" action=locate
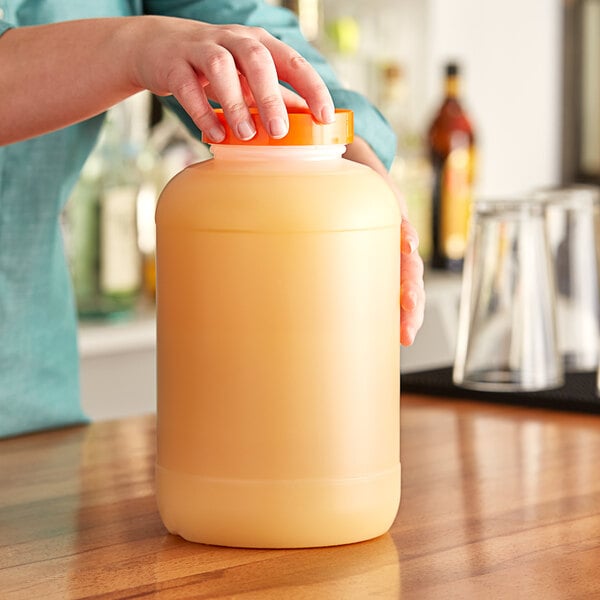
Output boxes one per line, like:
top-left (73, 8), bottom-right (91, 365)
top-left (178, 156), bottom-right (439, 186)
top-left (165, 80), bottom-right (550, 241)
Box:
top-left (427, 63), bottom-right (476, 271)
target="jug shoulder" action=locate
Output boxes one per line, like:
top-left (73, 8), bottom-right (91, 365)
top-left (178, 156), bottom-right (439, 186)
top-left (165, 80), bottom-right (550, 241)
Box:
top-left (156, 159), bottom-right (400, 233)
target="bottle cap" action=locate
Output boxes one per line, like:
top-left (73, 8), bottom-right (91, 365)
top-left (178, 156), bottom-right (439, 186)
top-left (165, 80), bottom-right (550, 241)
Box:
top-left (445, 63), bottom-right (459, 77)
top-left (202, 108), bottom-right (354, 146)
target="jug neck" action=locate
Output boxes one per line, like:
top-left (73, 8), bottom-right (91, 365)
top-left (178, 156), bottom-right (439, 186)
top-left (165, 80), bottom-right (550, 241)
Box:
top-left (209, 144), bottom-right (347, 162)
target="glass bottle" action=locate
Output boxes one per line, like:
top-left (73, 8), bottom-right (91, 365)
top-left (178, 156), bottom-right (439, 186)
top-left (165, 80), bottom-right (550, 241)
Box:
top-left (66, 105), bottom-right (142, 319)
top-left (427, 62), bottom-right (476, 271)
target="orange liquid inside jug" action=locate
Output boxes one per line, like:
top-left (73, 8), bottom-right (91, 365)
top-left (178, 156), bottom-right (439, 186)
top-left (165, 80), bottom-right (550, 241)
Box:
top-left (156, 110), bottom-right (401, 548)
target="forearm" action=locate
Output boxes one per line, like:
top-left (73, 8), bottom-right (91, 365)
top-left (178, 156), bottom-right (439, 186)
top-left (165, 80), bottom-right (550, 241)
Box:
top-left (0, 18), bottom-right (142, 146)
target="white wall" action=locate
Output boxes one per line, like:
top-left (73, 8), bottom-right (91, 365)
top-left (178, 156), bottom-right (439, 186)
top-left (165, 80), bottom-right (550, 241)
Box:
top-left (424, 0), bottom-right (563, 197)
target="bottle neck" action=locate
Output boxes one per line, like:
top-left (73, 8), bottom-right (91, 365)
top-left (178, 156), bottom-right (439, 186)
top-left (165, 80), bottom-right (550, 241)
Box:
top-left (210, 144), bottom-right (347, 162)
top-left (445, 74), bottom-right (459, 99)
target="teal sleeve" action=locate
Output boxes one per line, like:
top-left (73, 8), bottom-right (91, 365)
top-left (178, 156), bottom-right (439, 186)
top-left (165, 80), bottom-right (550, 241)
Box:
top-left (0, 19), bottom-right (14, 36)
top-left (143, 1), bottom-right (397, 169)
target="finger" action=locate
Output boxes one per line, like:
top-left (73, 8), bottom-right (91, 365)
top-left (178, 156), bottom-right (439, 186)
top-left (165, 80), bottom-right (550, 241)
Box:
top-left (400, 282), bottom-right (425, 346)
top-left (401, 321), bottom-right (419, 347)
top-left (240, 77), bottom-right (309, 111)
top-left (205, 81), bottom-right (308, 111)
top-left (236, 75), bottom-right (257, 108)
top-left (280, 85), bottom-right (309, 109)
top-left (197, 43), bottom-right (257, 141)
top-left (256, 31), bottom-right (335, 124)
top-left (228, 36), bottom-right (290, 138)
top-left (204, 78), bottom-right (256, 110)
top-left (166, 60), bottom-right (226, 142)
top-left (400, 282), bottom-right (419, 312)
top-left (401, 218), bottom-right (420, 255)
top-left (401, 247), bottom-right (424, 285)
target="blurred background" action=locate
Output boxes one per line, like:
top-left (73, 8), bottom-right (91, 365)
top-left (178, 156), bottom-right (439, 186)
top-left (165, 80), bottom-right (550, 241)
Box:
top-left (65, 0), bottom-right (600, 420)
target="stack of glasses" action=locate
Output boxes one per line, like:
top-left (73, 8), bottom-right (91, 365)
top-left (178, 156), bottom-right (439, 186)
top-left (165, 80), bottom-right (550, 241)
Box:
top-left (453, 185), bottom-right (600, 394)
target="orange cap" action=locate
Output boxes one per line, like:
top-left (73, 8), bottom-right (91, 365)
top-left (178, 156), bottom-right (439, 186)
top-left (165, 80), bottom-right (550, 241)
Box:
top-left (202, 108), bottom-right (354, 146)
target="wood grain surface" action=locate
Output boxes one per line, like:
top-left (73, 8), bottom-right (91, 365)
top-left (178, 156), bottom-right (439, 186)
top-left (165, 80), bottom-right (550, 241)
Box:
top-left (2, 393), bottom-right (600, 599)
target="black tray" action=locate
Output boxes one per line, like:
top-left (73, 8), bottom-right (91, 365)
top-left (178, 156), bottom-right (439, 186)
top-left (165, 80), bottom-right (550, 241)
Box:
top-left (401, 367), bottom-right (600, 414)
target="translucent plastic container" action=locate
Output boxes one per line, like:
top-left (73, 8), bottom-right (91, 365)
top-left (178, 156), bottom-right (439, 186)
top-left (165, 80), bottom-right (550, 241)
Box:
top-left (155, 109), bottom-right (401, 548)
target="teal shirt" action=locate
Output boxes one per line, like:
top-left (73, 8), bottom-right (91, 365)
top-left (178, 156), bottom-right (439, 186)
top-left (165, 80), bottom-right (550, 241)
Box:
top-left (0, 1), bottom-right (396, 438)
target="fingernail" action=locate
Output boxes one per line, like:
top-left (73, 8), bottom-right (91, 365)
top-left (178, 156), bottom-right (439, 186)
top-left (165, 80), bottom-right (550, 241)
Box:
top-left (321, 105), bottom-right (335, 123)
top-left (208, 126), bottom-right (226, 143)
top-left (402, 236), bottom-right (417, 254)
top-left (268, 117), bottom-right (288, 139)
top-left (237, 119), bottom-right (256, 141)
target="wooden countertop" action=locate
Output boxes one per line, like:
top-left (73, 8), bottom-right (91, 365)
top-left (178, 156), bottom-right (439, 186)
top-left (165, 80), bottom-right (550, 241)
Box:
top-left (2, 393), bottom-right (600, 599)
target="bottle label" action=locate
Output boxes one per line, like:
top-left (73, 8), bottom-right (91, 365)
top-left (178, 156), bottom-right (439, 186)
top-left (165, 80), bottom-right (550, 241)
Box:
top-left (100, 185), bottom-right (141, 295)
top-left (440, 147), bottom-right (475, 260)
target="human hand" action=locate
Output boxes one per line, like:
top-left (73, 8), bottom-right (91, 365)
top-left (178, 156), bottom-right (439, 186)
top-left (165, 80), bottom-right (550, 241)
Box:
top-left (343, 137), bottom-right (425, 346)
top-left (132, 17), bottom-right (334, 142)
top-left (399, 217), bottom-right (425, 346)
top-left (0, 16), bottom-right (333, 145)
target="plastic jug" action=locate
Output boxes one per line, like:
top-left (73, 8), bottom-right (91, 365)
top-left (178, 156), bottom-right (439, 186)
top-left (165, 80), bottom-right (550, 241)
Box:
top-left (155, 109), bottom-right (401, 548)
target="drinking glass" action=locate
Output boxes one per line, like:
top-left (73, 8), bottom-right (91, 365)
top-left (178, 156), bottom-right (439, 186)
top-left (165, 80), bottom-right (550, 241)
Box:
top-left (453, 198), bottom-right (564, 391)
top-left (537, 186), bottom-right (600, 371)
